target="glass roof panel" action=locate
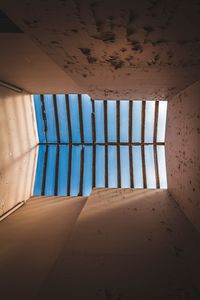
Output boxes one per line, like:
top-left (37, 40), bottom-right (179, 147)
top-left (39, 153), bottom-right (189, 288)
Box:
top-left (108, 146), bottom-right (117, 188)
top-left (132, 146), bottom-right (143, 188)
top-left (45, 145), bottom-right (57, 195)
top-left (95, 100), bottom-right (105, 143)
top-left (120, 100), bottom-right (129, 142)
top-left (56, 95), bottom-right (69, 143)
top-left (145, 145), bottom-right (156, 188)
top-left (157, 101), bottom-right (167, 143)
top-left (70, 145), bottom-right (81, 196)
top-left (132, 101), bottom-right (142, 142)
top-left (145, 101), bottom-right (155, 143)
top-left (44, 95), bottom-right (57, 142)
top-left (107, 100), bottom-right (116, 142)
top-left (69, 94), bottom-right (81, 143)
top-left (58, 145), bottom-right (69, 196)
top-left (157, 145), bottom-right (167, 188)
top-left (96, 145), bottom-right (105, 188)
top-left (120, 146), bottom-right (130, 188)
top-left (82, 94), bottom-right (93, 143)
top-left (83, 146), bottom-right (93, 196)
top-left (33, 95), bottom-right (168, 196)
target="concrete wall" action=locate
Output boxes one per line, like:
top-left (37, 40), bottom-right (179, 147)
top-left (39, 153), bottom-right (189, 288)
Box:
top-left (0, 86), bottom-right (38, 216)
top-left (1, 190), bottom-right (200, 299)
top-left (1, 1), bottom-right (200, 99)
top-left (166, 80), bottom-right (200, 232)
top-left (0, 33), bottom-right (80, 94)
top-left (0, 196), bottom-right (87, 299)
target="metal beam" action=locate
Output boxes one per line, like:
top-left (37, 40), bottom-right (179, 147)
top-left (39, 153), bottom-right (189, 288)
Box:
top-left (53, 94), bottom-right (60, 143)
top-left (92, 99), bottom-right (96, 143)
top-left (129, 145), bottom-right (134, 188)
top-left (117, 145), bottom-right (121, 188)
top-left (141, 101), bottom-right (147, 188)
top-left (154, 145), bottom-right (160, 188)
top-left (141, 100), bottom-right (146, 143)
top-left (54, 145), bottom-right (60, 196)
top-left (141, 144), bottom-right (147, 189)
top-left (117, 101), bottom-right (120, 143)
top-left (104, 100), bottom-right (108, 143)
top-left (78, 147), bottom-right (84, 196)
top-left (92, 145), bottom-right (96, 188)
top-left (129, 100), bottom-right (133, 143)
top-left (39, 142), bottom-right (165, 146)
top-left (129, 101), bottom-right (134, 188)
top-left (92, 100), bottom-right (96, 188)
top-left (104, 101), bottom-right (108, 187)
top-left (153, 101), bottom-right (159, 143)
top-left (78, 94), bottom-right (84, 144)
top-left (153, 101), bottom-right (160, 188)
top-left (65, 94), bottom-right (72, 143)
top-left (41, 144), bottom-right (48, 195)
top-left (105, 145), bottom-right (108, 187)
top-left (40, 94), bottom-right (48, 143)
top-left (67, 145), bottom-right (72, 196)
top-left (116, 101), bottom-right (121, 188)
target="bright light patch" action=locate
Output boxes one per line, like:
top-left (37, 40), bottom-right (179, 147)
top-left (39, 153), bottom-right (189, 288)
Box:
top-left (33, 95), bottom-right (168, 196)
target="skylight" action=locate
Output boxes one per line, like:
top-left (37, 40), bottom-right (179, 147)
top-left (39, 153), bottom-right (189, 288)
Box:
top-left (33, 94), bottom-right (167, 196)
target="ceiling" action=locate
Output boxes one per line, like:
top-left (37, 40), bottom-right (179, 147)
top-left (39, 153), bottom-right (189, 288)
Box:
top-left (1, 0), bottom-right (200, 99)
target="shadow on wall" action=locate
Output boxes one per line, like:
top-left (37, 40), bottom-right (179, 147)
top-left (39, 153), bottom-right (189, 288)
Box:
top-left (0, 86), bottom-right (38, 216)
top-left (39, 188), bottom-right (200, 300)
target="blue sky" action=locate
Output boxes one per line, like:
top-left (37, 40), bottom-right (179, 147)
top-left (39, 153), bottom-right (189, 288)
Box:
top-left (34, 95), bottom-right (167, 196)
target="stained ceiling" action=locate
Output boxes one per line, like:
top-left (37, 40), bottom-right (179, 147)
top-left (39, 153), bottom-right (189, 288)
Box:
top-left (1, 0), bottom-right (200, 99)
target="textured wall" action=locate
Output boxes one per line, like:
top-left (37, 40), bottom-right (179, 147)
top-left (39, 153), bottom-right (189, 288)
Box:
top-left (0, 86), bottom-right (38, 216)
top-left (1, 0), bottom-right (200, 99)
top-left (39, 189), bottom-right (200, 299)
top-left (0, 33), bottom-right (80, 94)
top-left (166, 80), bottom-right (200, 232)
top-left (1, 190), bottom-right (200, 299)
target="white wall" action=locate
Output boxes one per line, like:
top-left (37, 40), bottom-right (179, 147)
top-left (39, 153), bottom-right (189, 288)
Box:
top-left (0, 86), bottom-right (38, 216)
top-left (166, 80), bottom-right (200, 232)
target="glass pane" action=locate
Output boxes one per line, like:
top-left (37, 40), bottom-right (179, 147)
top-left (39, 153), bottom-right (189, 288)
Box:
top-left (44, 95), bottom-right (57, 142)
top-left (157, 101), bottom-right (167, 142)
top-left (132, 146), bottom-right (143, 188)
top-left (83, 146), bottom-right (93, 196)
top-left (33, 145), bottom-right (46, 195)
top-left (108, 146), bottom-right (117, 187)
top-left (120, 146), bottom-right (130, 188)
top-left (33, 95), bottom-right (46, 143)
top-left (58, 145), bottom-right (69, 196)
top-left (56, 94), bottom-right (69, 143)
top-left (120, 100), bottom-right (129, 142)
top-left (95, 100), bottom-right (104, 143)
top-left (45, 145), bottom-right (57, 195)
top-left (157, 145), bottom-right (167, 188)
top-left (82, 94), bottom-right (93, 143)
top-left (70, 145), bottom-right (81, 196)
top-left (132, 101), bottom-right (142, 142)
top-left (107, 100), bottom-right (116, 142)
top-left (69, 94), bottom-right (81, 143)
top-left (145, 101), bottom-right (155, 143)
top-left (145, 145), bottom-right (156, 188)
top-left (96, 145), bottom-right (105, 187)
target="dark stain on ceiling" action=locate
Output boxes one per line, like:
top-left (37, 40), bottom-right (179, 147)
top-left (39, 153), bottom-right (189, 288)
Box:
top-left (1, 0), bottom-right (200, 99)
